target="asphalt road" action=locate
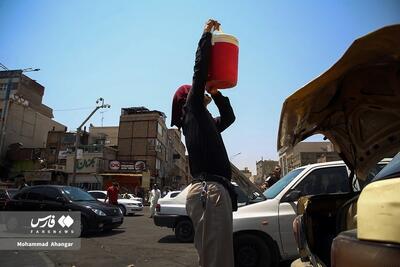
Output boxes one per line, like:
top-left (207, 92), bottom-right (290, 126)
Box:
top-left (0, 207), bottom-right (291, 267)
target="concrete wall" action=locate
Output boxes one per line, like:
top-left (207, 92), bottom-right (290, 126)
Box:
top-left (4, 103), bottom-right (65, 150)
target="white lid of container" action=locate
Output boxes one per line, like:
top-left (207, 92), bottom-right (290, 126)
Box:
top-left (212, 31), bottom-right (239, 46)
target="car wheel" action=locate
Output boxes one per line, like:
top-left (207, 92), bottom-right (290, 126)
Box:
top-left (118, 205), bottom-right (126, 216)
top-left (234, 234), bottom-right (275, 267)
top-left (80, 216), bottom-right (88, 237)
top-left (175, 219), bottom-right (194, 243)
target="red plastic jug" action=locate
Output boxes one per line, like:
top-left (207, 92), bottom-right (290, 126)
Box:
top-left (207, 30), bottom-right (239, 89)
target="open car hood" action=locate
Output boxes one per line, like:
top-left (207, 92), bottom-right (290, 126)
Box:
top-left (278, 25), bottom-right (400, 180)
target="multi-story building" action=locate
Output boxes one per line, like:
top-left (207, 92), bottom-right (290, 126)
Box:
top-left (165, 129), bottom-right (189, 189)
top-left (240, 167), bottom-right (252, 179)
top-left (65, 144), bottom-right (117, 190)
top-left (46, 130), bottom-right (89, 170)
top-left (278, 141), bottom-right (341, 175)
top-left (88, 126), bottom-right (119, 147)
top-left (116, 107), bottom-right (169, 190)
top-left (0, 70), bottom-right (65, 157)
top-left (256, 159), bottom-right (279, 180)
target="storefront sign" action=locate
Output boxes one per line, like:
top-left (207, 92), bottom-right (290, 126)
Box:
top-left (108, 161), bottom-right (146, 171)
top-left (109, 161), bottom-right (121, 170)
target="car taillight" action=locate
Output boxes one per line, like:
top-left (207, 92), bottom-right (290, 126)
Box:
top-left (156, 204), bottom-right (160, 212)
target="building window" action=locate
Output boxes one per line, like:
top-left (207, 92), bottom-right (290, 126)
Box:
top-left (0, 83), bottom-right (7, 91)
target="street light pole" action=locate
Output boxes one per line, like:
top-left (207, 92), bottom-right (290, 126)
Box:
top-left (71, 97), bottom-right (110, 185)
top-left (230, 152), bottom-right (242, 161)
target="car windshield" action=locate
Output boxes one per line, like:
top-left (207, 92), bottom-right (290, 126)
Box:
top-left (264, 168), bottom-right (305, 199)
top-left (372, 153), bottom-right (400, 182)
top-left (62, 187), bottom-right (96, 201)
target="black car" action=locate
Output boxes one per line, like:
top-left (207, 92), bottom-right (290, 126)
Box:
top-left (5, 185), bottom-right (124, 235)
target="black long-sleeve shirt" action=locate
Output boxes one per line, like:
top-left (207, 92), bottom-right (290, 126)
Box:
top-left (182, 32), bottom-right (236, 180)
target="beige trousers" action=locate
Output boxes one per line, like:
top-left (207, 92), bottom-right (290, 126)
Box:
top-left (186, 182), bottom-right (234, 267)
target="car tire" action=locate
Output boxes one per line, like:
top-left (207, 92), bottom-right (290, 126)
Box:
top-left (118, 205), bottom-right (126, 216)
top-left (80, 216), bottom-right (88, 237)
top-left (175, 219), bottom-right (194, 243)
top-left (234, 234), bottom-right (276, 267)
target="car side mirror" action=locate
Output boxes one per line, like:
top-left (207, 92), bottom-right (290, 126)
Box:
top-left (283, 190), bottom-right (301, 202)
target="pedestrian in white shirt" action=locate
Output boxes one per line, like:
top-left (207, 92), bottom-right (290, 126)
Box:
top-left (149, 184), bottom-right (161, 218)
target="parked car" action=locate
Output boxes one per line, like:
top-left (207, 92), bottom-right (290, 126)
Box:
top-left (154, 182), bottom-right (265, 242)
top-left (276, 25), bottom-right (400, 267)
top-left (120, 193), bottom-right (143, 204)
top-left (0, 188), bottom-right (19, 210)
top-left (231, 159), bottom-right (389, 267)
top-left (162, 190), bottom-right (181, 199)
top-left (88, 190), bottom-right (143, 216)
top-left (5, 185), bottom-right (124, 235)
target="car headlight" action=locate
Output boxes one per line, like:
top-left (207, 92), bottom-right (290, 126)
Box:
top-left (126, 203), bottom-right (137, 206)
top-left (91, 208), bottom-right (107, 216)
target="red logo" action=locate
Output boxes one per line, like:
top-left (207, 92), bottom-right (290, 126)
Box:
top-left (109, 161), bottom-right (121, 170)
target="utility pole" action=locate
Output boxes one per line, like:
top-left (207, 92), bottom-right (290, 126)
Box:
top-left (0, 68), bottom-right (40, 157)
top-left (71, 98), bottom-right (110, 185)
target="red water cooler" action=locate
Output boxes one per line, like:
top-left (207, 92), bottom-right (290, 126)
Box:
top-left (207, 31), bottom-right (239, 89)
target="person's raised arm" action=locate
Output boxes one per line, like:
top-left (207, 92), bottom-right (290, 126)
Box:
top-left (186, 20), bottom-right (219, 107)
top-left (208, 87), bottom-right (236, 132)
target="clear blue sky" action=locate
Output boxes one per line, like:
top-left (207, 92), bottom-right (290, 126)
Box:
top-left (1, 0), bottom-right (399, 173)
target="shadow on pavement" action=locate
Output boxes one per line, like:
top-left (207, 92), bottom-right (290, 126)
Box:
top-left (127, 213), bottom-right (144, 217)
top-left (158, 235), bottom-right (188, 244)
top-left (85, 229), bottom-right (126, 238)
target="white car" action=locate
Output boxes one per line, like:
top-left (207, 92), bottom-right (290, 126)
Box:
top-left (88, 190), bottom-right (143, 216)
top-left (154, 182), bottom-right (265, 242)
top-left (120, 193), bottom-right (143, 204)
top-left (162, 190), bottom-right (181, 199)
top-left (232, 159), bottom-right (390, 267)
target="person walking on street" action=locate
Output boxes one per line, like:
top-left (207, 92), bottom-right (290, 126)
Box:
top-left (104, 181), bottom-right (119, 205)
top-left (149, 184), bottom-right (161, 218)
top-left (171, 19), bottom-right (237, 267)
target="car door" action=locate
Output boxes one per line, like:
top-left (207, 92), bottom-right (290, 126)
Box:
top-left (278, 165), bottom-right (349, 257)
top-left (41, 188), bottom-right (67, 211)
top-left (25, 187), bottom-right (46, 211)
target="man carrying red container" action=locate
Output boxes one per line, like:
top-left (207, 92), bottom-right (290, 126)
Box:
top-left (171, 19), bottom-right (237, 267)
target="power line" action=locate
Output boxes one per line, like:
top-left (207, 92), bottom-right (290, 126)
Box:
top-left (0, 62), bottom-right (9, 70)
top-left (53, 106), bottom-right (95, 112)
